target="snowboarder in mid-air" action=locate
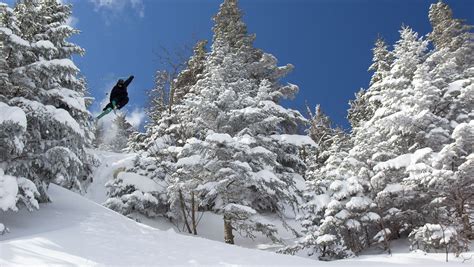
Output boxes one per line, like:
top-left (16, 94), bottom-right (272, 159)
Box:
top-left (97, 75), bottom-right (134, 120)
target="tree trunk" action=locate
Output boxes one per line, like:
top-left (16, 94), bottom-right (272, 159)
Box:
top-left (191, 191), bottom-right (197, 235)
top-left (224, 215), bottom-right (234, 244)
top-left (378, 216), bottom-right (392, 255)
top-left (461, 212), bottom-right (473, 239)
top-left (178, 189), bottom-right (192, 234)
top-left (455, 197), bottom-right (473, 239)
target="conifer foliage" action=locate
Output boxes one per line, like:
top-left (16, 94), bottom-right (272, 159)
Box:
top-left (111, 0), bottom-right (313, 244)
top-left (0, 0), bottom-right (94, 230)
top-left (294, 1), bottom-right (473, 259)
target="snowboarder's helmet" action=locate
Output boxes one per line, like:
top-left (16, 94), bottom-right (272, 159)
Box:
top-left (117, 79), bottom-right (125, 86)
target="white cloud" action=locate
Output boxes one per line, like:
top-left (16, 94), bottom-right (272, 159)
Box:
top-left (126, 108), bottom-right (146, 129)
top-left (66, 16), bottom-right (79, 27)
top-left (89, 0), bottom-right (145, 18)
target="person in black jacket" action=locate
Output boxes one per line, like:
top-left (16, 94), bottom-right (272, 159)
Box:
top-left (103, 75), bottom-right (134, 111)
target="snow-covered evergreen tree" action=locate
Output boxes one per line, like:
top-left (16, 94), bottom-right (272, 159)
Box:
top-left (369, 38), bottom-right (394, 86)
top-left (306, 104), bottom-right (344, 170)
top-left (293, 2), bottom-right (474, 256)
top-left (428, 1), bottom-right (473, 53)
top-left (0, 0), bottom-right (95, 208)
top-left (306, 26), bottom-right (430, 258)
top-left (171, 40), bottom-right (207, 109)
top-left (168, 0), bottom-right (310, 244)
top-left (0, 3), bottom-right (40, 231)
top-left (348, 38), bottom-right (394, 129)
top-left (404, 121), bottom-right (474, 241)
top-left (105, 39), bottom-right (209, 223)
top-left (109, 0), bottom-right (310, 245)
top-left (290, 132), bottom-right (368, 259)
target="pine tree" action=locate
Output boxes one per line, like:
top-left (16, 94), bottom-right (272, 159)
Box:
top-left (348, 38), bottom-right (394, 129)
top-left (369, 38), bottom-right (394, 86)
top-left (428, 1), bottom-right (473, 52)
top-left (405, 122), bottom-right (474, 241)
top-left (171, 40), bottom-right (207, 109)
top-left (105, 39), bottom-right (209, 223)
top-left (1, 0), bottom-right (95, 206)
top-left (169, 0), bottom-right (308, 244)
top-left (292, 1), bottom-right (473, 259)
top-left (426, 1), bottom-right (473, 123)
top-left (293, 26), bottom-right (430, 259)
top-left (290, 132), bottom-right (367, 259)
top-left (306, 104), bottom-right (344, 170)
top-left (109, 0), bottom-right (309, 245)
top-left (0, 4), bottom-right (41, 229)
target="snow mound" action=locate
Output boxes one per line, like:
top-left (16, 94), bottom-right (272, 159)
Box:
top-left (0, 102), bottom-right (27, 129)
top-left (117, 172), bottom-right (164, 193)
top-left (374, 148), bottom-right (432, 171)
top-left (0, 169), bottom-right (18, 212)
top-left (271, 134), bottom-right (317, 147)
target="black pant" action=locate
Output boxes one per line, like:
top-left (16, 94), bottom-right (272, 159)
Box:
top-left (103, 96), bottom-right (129, 111)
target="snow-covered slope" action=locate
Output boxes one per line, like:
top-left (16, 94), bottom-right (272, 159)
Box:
top-left (2, 185), bottom-right (472, 266)
top-left (1, 185), bottom-right (316, 266)
top-left (1, 163), bottom-right (472, 266)
top-left (85, 150), bottom-right (136, 204)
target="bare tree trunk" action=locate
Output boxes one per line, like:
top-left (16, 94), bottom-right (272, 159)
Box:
top-left (378, 214), bottom-right (392, 255)
top-left (364, 226), bottom-right (371, 247)
top-left (191, 191), bottom-right (197, 235)
top-left (440, 224), bottom-right (449, 262)
top-left (461, 212), bottom-right (472, 239)
top-left (455, 197), bottom-right (473, 239)
top-left (168, 85), bottom-right (175, 115)
top-left (178, 189), bottom-right (192, 234)
top-left (224, 215), bottom-right (234, 244)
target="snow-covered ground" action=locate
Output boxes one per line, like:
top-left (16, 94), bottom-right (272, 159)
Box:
top-left (0, 185), bottom-right (316, 266)
top-left (1, 150), bottom-right (472, 266)
top-left (84, 150), bottom-right (136, 204)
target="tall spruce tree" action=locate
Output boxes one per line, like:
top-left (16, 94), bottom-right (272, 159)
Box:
top-left (106, 39), bottom-right (210, 224)
top-left (169, 0), bottom-right (309, 244)
top-left (294, 2), bottom-right (473, 259)
top-left (348, 38), bottom-right (394, 130)
top-left (0, 0), bottom-right (95, 208)
top-left (108, 0), bottom-right (311, 245)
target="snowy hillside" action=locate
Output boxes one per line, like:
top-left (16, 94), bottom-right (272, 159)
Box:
top-left (1, 0), bottom-right (473, 265)
top-left (0, 184), bottom-right (312, 266)
top-left (0, 182), bottom-right (472, 266)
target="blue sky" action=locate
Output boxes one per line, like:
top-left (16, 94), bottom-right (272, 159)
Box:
top-left (4, 0), bottom-right (474, 130)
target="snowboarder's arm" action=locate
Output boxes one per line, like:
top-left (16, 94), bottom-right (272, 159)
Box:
top-left (123, 75), bottom-right (134, 87)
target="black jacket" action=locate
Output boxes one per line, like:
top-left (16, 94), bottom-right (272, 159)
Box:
top-left (110, 75), bottom-right (134, 103)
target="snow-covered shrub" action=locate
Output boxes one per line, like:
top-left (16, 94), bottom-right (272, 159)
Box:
top-left (105, 171), bottom-right (168, 218)
top-left (315, 233), bottom-right (349, 260)
top-left (409, 224), bottom-right (469, 256)
top-left (0, 223), bottom-right (8, 235)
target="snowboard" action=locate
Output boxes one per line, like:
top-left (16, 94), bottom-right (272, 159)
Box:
top-left (96, 100), bottom-right (118, 120)
top-left (96, 107), bottom-right (117, 120)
